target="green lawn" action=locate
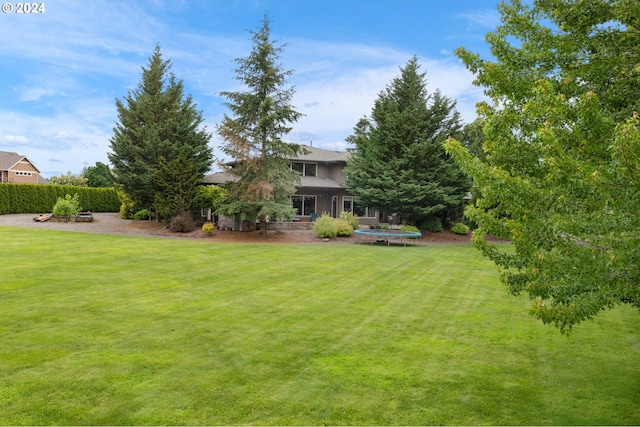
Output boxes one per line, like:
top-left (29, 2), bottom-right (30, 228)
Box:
top-left (0, 226), bottom-right (638, 425)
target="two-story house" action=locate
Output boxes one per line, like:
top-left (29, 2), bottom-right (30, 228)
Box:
top-left (0, 151), bottom-right (47, 184)
top-left (202, 145), bottom-right (379, 227)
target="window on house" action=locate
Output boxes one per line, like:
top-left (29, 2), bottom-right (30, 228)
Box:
top-left (291, 195), bottom-right (316, 216)
top-left (291, 162), bottom-right (304, 175)
top-left (343, 196), bottom-right (353, 213)
top-left (291, 162), bottom-right (317, 177)
top-left (343, 196), bottom-right (376, 218)
top-left (304, 163), bottom-right (316, 177)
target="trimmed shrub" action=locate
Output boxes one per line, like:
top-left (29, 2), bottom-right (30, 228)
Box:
top-left (118, 189), bottom-right (144, 219)
top-left (420, 217), bottom-right (443, 232)
top-left (202, 222), bottom-right (214, 236)
top-left (314, 214), bottom-right (355, 238)
top-left (169, 211), bottom-right (196, 233)
top-left (401, 224), bottom-right (420, 233)
top-left (313, 214), bottom-right (338, 238)
top-left (133, 209), bottom-right (153, 220)
top-left (335, 219), bottom-right (354, 237)
top-left (52, 194), bottom-right (81, 218)
top-left (339, 211), bottom-right (359, 231)
top-left (451, 222), bottom-right (470, 235)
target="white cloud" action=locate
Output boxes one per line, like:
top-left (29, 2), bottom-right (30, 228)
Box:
top-left (458, 9), bottom-right (501, 31)
top-left (285, 53), bottom-right (483, 152)
top-left (0, 108), bottom-right (114, 177)
top-left (0, 2), bottom-right (156, 77)
top-left (0, 1), bottom-right (488, 176)
top-left (1, 134), bottom-right (30, 144)
top-left (291, 66), bottom-right (395, 137)
top-left (209, 37), bottom-right (485, 165)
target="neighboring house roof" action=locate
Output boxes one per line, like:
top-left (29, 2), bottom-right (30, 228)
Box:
top-left (0, 151), bottom-right (40, 172)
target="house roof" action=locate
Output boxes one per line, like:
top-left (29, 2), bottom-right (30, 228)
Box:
top-left (0, 151), bottom-right (41, 173)
top-left (201, 172), bottom-right (346, 189)
top-left (201, 171), bottom-right (236, 185)
top-left (299, 175), bottom-right (345, 188)
top-left (291, 145), bottom-right (351, 163)
top-left (218, 144), bottom-right (351, 167)
top-left (0, 151), bottom-right (25, 171)
top-left (202, 144), bottom-right (351, 188)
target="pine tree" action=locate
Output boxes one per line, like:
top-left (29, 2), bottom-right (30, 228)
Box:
top-left (216, 15), bottom-right (305, 236)
top-left (345, 57), bottom-right (469, 227)
top-left (108, 45), bottom-right (213, 220)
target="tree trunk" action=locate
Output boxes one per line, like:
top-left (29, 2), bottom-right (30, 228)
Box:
top-left (260, 218), bottom-right (268, 238)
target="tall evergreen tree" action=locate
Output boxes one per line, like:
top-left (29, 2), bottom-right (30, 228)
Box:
top-left (445, 0), bottom-right (640, 333)
top-left (108, 45), bottom-right (213, 220)
top-left (216, 15), bottom-right (305, 236)
top-left (345, 57), bottom-right (469, 226)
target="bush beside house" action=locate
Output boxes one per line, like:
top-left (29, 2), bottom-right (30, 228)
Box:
top-left (202, 222), bottom-right (214, 236)
top-left (314, 213), bottom-right (357, 238)
top-left (451, 223), bottom-right (470, 235)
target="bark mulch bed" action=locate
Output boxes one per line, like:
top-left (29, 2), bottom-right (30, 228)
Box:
top-left (0, 212), bottom-right (495, 245)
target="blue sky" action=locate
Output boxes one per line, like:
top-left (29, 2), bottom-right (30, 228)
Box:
top-left (0, 0), bottom-right (501, 178)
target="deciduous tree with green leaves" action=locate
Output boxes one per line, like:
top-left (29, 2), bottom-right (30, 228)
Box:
top-left (344, 57), bottom-right (470, 227)
top-left (445, 0), bottom-right (640, 333)
top-left (108, 45), bottom-right (213, 221)
top-left (83, 162), bottom-right (114, 188)
top-left (49, 171), bottom-right (87, 187)
top-left (459, 119), bottom-right (485, 161)
top-left (216, 15), bottom-right (305, 236)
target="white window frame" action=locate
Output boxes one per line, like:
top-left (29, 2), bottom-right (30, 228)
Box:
top-left (343, 196), bottom-right (377, 218)
top-left (291, 162), bottom-right (317, 177)
top-left (290, 195), bottom-right (317, 216)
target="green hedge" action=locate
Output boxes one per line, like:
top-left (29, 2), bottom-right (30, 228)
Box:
top-left (0, 183), bottom-right (121, 214)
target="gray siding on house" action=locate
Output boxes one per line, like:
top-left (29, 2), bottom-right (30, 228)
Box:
top-left (201, 145), bottom-right (379, 226)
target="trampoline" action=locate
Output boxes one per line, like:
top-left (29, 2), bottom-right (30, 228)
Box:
top-left (354, 229), bottom-right (422, 246)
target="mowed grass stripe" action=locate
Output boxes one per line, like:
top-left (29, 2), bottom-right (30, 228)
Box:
top-left (0, 226), bottom-right (638, 425)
